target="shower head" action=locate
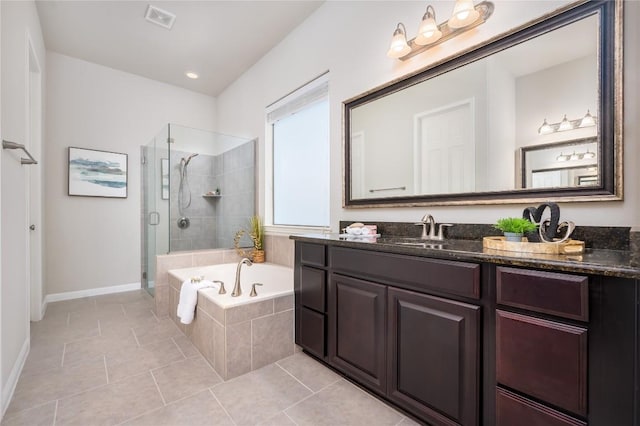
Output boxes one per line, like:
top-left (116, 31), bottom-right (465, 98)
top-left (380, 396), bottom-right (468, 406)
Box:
top-left (181, 153), bottom-right (199, 165)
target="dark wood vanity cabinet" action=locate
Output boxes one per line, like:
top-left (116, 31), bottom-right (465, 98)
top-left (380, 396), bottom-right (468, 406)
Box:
top-left (294, 240), bottom-right (640, 425)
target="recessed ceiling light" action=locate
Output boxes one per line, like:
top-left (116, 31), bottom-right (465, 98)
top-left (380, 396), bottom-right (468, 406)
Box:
top-left (145, 5), bottom-right (176, 30)
top-left (185, 72), bottom-right (199, 79)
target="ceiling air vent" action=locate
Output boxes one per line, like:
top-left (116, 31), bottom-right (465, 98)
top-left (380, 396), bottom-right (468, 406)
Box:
top-left (144, 5), bottom-right (176, 30)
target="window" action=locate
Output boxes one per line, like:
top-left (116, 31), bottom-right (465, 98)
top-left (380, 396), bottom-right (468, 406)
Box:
top-left (266, 74), bottom-right (329, 228)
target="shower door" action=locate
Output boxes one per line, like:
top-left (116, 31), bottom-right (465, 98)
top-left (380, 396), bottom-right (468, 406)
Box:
top-left (142, 126), bottom-right (170, 296)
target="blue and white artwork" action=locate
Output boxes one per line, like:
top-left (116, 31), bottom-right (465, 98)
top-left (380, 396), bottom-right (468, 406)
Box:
top-left (68, 147), bottom-right (128, 198)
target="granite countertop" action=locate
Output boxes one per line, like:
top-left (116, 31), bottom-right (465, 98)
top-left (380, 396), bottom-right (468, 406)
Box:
top-left (291, 234), bottom-right (640, 279)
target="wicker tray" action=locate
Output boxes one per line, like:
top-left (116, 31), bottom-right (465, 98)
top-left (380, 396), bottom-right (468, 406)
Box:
top-left (482, 236), bottom-right (585, 254)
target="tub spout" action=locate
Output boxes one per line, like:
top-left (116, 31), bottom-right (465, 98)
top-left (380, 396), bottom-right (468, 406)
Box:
top-left (232, 258), bottom-right (253, 297)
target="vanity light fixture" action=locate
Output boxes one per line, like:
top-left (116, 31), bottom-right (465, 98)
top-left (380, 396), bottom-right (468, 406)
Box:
top-left (556, 152), bottom-right (570, 162)
top-left (537, 110), bottom-right (597, 135)
top-left (386, 1), bottom-right (494, 60)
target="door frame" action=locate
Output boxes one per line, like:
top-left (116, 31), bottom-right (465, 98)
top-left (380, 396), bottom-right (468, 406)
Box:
top-left (26, 32), bottom-right (43, 321)
top-left (412, 98), bottom-right (475, 194)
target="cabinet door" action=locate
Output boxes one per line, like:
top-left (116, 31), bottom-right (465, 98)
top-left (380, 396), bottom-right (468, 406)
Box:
top-left (298, 307), bottom-right (326, 358)
top-left (388, 288), bottom-right (480, 426)
top-left (328, 274), bottom-right (387, 394)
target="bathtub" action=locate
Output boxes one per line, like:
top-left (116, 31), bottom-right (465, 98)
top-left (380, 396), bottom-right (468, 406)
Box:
top-left (168, 262), bottom-right (293, 308)
top-left (167, 261), bottom-right (296, 380)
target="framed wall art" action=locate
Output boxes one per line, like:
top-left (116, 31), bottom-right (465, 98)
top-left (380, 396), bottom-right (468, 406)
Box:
top-left (68, 147), bottom-right (128, 198)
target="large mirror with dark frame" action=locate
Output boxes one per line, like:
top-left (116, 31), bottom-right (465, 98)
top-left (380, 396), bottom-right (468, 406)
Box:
top-left (344, 0), bottom-right (622, 207)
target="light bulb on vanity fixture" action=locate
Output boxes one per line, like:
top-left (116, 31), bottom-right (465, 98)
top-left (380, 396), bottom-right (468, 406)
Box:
top-left (449, 0), bottom-right (481, 29)
top-left (415, 6), bottom-right (442, 45)
top-left (387, 23), bottom-right (411, 59)
top-left (386, 1), bottom-right (494, 60)
top-left (579, 109), bottom-right (596, 127)
top-left (558, 114), bottom-right (573, 131)
top-left (538, 119), bottom-right (553, 135)
top-left (569, 151), bottom-right (583, 161)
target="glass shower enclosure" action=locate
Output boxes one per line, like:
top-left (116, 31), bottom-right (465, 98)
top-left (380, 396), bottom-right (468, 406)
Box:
top-left (141, 124), bottom-right (255, 296)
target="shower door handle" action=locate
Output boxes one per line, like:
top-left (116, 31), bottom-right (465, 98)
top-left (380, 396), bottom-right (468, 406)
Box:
top-left (149, 212), bottom-right (160, 226)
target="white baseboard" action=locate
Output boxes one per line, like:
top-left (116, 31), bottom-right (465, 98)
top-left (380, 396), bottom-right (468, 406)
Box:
top-left (1, 338), bottom-right (29, 418)
top-left (43, 282), bottom-right (142, 305)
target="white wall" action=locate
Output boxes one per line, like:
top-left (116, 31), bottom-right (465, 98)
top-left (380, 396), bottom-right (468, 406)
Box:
top-left (45, 52), bottom-right (216, 295)
top-left (0, 0), bottom-right (46, 415)
top-left (215, 0), bottom-right (640, 228)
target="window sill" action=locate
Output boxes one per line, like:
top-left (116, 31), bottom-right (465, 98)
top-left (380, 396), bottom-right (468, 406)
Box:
top-left (265, 225), bottom-right (331, 237)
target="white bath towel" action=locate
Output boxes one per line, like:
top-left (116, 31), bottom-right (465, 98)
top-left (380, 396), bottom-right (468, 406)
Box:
top-left (177, 279), bottom-right (219, 325)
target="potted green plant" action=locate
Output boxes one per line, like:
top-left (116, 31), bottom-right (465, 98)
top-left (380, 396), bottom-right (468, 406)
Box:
top-left (494, 217), bottom-right (538, 242)
top-left (234, 215), bottom-right (266, 262)
top-left (248, 215), bottom-right (265, 263)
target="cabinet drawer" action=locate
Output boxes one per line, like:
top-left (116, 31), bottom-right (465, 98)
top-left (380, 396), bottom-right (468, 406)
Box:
top-left (330, 247), bottom-right (480, 299)
top-left (497, 267), bottom-right (588, 321)
top-left (300, 243), bottom-right (326, 267)
top-left (496, 388), bottom-right (586, 426)
top-left (496, 310), bottom-right (587, 416)
top-left (299, 307), bottom-right (325, 358)
top-left (300, 266), bottom-right (326, 312)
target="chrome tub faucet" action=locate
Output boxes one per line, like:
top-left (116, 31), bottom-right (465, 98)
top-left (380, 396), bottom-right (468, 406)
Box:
top-left (232, 258), bottom-right (253, 297)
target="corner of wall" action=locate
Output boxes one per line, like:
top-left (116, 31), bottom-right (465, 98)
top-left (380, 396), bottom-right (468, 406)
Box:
top-left (0, 338), bottom-right (29, 419)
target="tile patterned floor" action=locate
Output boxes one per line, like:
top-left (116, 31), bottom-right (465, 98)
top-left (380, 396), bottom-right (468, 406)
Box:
top-left (1, 290), bottom-right (419, 426)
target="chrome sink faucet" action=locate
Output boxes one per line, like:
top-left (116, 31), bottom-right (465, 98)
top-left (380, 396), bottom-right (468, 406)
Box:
top-left (416, 213), bottom-right (453, 240)
top-left (232, 258), bottom-right (253, 297)
top-left (418, 214), bottom-right (436, 239)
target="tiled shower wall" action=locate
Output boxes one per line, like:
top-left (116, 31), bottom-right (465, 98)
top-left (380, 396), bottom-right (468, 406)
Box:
top-left (169, 141), bottom-right (255, 251)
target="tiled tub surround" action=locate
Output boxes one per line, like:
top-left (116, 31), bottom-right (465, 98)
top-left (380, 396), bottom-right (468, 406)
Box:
top-left (154, 235), bottom-right (295, 316)
top-left (167, 263), bottom-right (294, 380)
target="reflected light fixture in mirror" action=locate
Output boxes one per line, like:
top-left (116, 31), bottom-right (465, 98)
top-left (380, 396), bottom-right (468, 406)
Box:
top-left (386, 1), bottom-right (494, 60)
top-left (387, 23), bottom-right (411, 58)
top-left (537, 110), bottom-right (597, 135)
top-left (556, 149), bottom-right (596, 162)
